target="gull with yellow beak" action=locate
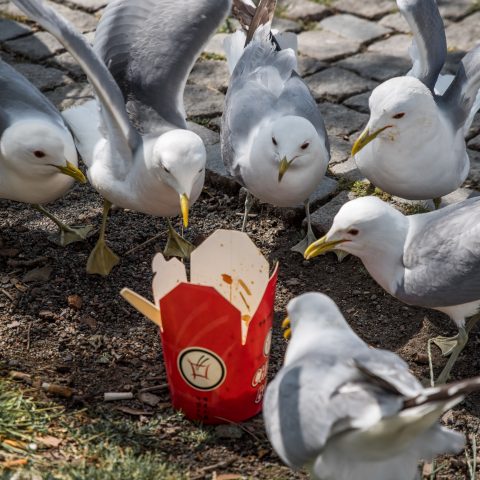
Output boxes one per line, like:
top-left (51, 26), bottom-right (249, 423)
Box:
top-left (305, 196), bottom-right (480, 384)
top-left (13, 0), bottom-right (232, 275)
top-left (264, 292), bottom-right (480, 480)
top-left (222, 0), bottom-right (329, 253)
top-left (0, 58), bottom-right (91, 246)
top-left (351, 0), bottom-right (480, 204)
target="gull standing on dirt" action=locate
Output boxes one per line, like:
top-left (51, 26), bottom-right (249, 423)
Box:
top-left (351, 0), bottom-right (480, 205)
top-left (264, 292), bottom-right (478, 480)
top-left (222, 0), bottom-right (330, 254)
top-left (305, 196), bottom-right (480, 384)
top-left (12, 0), bottom-right (231, 276)
top-left (0, 58), bottom-right (90, 246)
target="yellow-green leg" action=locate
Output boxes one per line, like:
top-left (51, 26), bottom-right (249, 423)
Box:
top-left (33, 204), bottom-right (92, 247)
top-left (86, 199), bottom-right (120, 276)
top-left (291, 200), bottom-right (316, 255)
top-left (163, 219), bottom-right (195, 259)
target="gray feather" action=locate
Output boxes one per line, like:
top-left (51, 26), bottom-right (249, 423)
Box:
top-left (399, 0), bottom-right (447, 91)
top-left (11, 0), bottom-right (140, 160)
top-left (0, 58), bottom-right (65, 133)
top-left (399, 196), bottom-right (480, 308)
top-left (441, 44), bottom-right (480, 130)
top-left (94, 0), bottom-right (232, 133)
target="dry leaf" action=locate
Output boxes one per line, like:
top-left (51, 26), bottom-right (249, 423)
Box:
top-left (35, 435), bottom-right (62, 448)
top-left (215, 475), bottom-right (243, 480)
top-left (67, 294), bottom-right (83, 310)
top-left (3, 439), bottom-right (27, 450)
top-left (113, 406), bottom-right (153, 416)
top-left (1, 458), bottom-right (28, 469)
top-left (138, 392), bottom-right (161, 407)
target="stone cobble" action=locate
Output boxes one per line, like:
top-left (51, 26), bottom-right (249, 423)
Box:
top-left (0, 0), bottom-right (479, 224)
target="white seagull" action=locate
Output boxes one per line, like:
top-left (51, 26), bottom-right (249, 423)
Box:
top-left (305, 196), bottom-right (480, 384)
top-left (0, 58), bottom-right (89, 246)
top-left (13, 0), bottom-right (231, 276)
top-left (222, 0), bottom-right (330, 253)
top-left (352, 0), bottom-right (480, 206)
top-left (264, 293), bottom-right (478, 480)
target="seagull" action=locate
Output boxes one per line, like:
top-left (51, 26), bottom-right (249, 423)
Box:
top-left (0, 58), bottom-right (90, 246)
top-left (222, 0), bottom-right (330, 254)
top-left (351, 0), bottom-right (480, 206)
top-left (305, 196), bottom-right (480, 384)
top-left (12, 0), bottom-right (231, 276)
top-left (264, 292), bottom-right (478, 480)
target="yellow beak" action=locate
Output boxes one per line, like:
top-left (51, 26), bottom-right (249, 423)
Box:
top-left (304, 235), bottom-right (348, 260)
top-left (282, 317), bottom-right (291, 340)
top-left (351, 125), bottom-right (392, 157)
top-left (278, 156), bottom-right (293, 183)
top-left (180, 193), bottom-right (189, 228)
top-left (55, 161), bottom-right (87, 184)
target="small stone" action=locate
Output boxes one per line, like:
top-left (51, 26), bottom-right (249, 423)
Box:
top-left (138, 392), bottom-right (162, 407)
top-left (188, 59), bottom-right (229, 93)
top-left (367, 34), bottom-right (411, 59)
top-left (39, 310), bottom-right (56, 321)
top-left (278, 0), bottom-right (330, 22)
top-left (215, 424), bottom-right (243, 440)
top-left (332, 0), bottom-right (396, 19)
top-left (286, 278), bottom-right (301, 287)
top-left (5, 31), bottom-right (64, 61)
top-left (184, 84), bottom-right (225, 118)
top-left (22, 266), bottom-right (53, 283)
top-left (343, 92), bottom-right (371, 114)
top-left (67, 294), bottom-right (83, 310)
top-left (468, 133), bottom-right (480, 151)
top-left (379, 12), bottom-right (410, 33)
top-left (298, 29), bottom-right (361, 62)
top-left (330, 157), bottom-right (366, 182)
top-left (445, 12), bottom-right (480, 52)
top-left (0, 18), bottom-right (30, 42)
top-left (310, 191), bottom-right (356, 235)
top-left (319, 103), bottom-right (368, 138)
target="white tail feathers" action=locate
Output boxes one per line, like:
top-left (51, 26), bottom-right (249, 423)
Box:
top-left (224, 30), bottom-right (247, 74)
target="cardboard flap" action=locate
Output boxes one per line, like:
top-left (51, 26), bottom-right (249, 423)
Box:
top-left (190, 230), bottom-right (269, 322)
top-left (152, 254), bottom-right (187, 305)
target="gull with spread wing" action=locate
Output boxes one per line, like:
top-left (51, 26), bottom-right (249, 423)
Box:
top-left (0, 58), bottom-right (89, 246)
top-left (222, 0), bottom-right (330, 254)
top-left (265, 292), bottom-right (480, 480)
top-left (305, 196), bottom-right (480, 384)
top-left (351, 0), bottom-right (480, 206)
top-left (12, 0), bottom-right (231, 275)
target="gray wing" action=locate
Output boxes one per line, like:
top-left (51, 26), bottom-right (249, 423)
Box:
top-left (0, 59), bottom-right (65, 132)
top-left (12, 0), bottom-right (140, 161)
top-left (400, 197), bottom-right (480, 308)
top-left (221, 39), bottom-right (327, 179)
top-left (440, 44), bottom-right (480, 130)
top-left (398, 0), bottom-right (447, 91)
top-left (263, 357), bottom-right (403, 469)
top-left (94, 0), bottom-right (232, 133)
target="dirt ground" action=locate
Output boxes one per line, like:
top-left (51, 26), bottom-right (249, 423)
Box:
top-left (1, 176), bottom-right (480, 479)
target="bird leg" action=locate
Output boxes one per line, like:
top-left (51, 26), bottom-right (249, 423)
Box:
top-left (32, 204), bottom-right (92, 247)
top-left (291, 200), bottom-right (317, 255)
top-left (434, 327), bottom-right (468, 384)
top-left (432, 314), bottom-right (480, 356)
top-left (86, 199), bottom-right (120, 276)
top-left (433, 197), bottom-right (442, 210)
top-left (241, 190), bottom-right (254, 233)
top-left (163, 219), bottom-right (195, 259)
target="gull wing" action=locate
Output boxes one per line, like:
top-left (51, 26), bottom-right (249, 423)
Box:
top-left (12, 0), bottom-right (140, 163)
top-left (398, 0), bottom-right (447, 91)
top-left (94, 0), bottom-right (232, 133)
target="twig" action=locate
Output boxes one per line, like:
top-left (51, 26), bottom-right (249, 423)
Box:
top-left (138, 384), bottom-right (169, 394)
top-left (125, 231), bottom-right (166, 256)
top-left (214, 416), bottom-right (262, 443)
top-left (191, 459), bottom-right (235, 480)
top-left (26, 322), bottom-right (32, 351)
top-left (1, 288), bottom-right (15, 302)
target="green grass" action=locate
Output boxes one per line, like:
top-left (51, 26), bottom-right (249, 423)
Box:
top-left (201, 52), bottom-right (227, 62)
top-left (0, 379), bottom-right (186, 479)
top-left (350, 180), bottom-right (393, 202)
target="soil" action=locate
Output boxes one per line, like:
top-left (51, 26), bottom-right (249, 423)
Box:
top-left (1, 178), bottom-right (479, 479)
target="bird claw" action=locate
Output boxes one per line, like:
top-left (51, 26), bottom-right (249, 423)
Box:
top-left (86, 238), bottom-right (120, 276)
top-left (164, 226), bottom-right (195, 259)
top-left (49, 225), bottom-right (94, 247)
top-left (432, 335), bottom-right (459, 357)
top-left (291, 229), bottom-right (317, 256)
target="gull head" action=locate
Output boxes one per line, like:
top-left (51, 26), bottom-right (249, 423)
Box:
top-left (262, 116), bottom-right (324, 182)
top-left (305, 196), bottom-right (407, 260)
top-left (1, 119), bottom-right (85, 183)
top-left (286, 292), bottom-right (348, 337)
top-left (152, 129), bottom-right (206, 227)
top-left (352, 76), bottom-right (438, 156)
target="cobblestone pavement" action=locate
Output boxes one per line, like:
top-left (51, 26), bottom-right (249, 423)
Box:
top-left (1, 0), bottom-right (479, 227)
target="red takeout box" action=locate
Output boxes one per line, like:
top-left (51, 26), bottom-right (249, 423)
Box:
top-left (121, 229), bottom-right (278, 424)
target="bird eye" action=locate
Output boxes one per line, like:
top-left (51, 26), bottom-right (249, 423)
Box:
top-left (272, 137), bottom-right (278, 146)
top-left (392, 113), bottom-right (405, 119)
top-left (301, 142), bottom-right (310, 150)
top-left (34, 150), bottom-right (46, 158)
top-left (348, 228), bottom-right (359, 236)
